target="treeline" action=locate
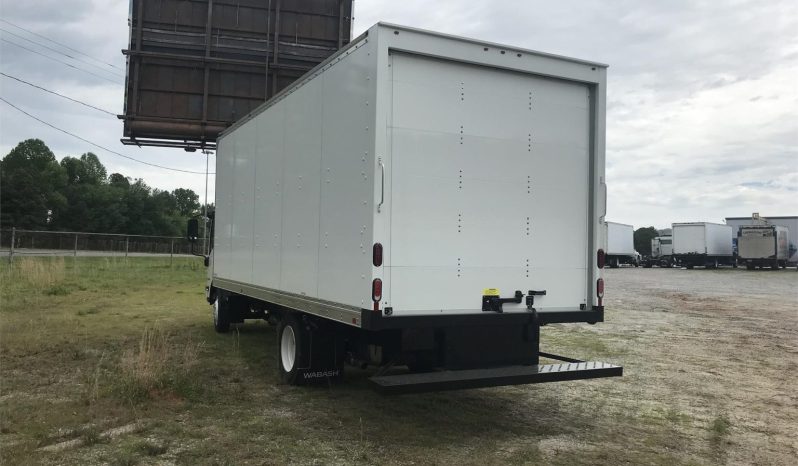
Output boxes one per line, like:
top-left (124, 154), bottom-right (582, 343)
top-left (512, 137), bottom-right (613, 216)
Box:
top-left (0, 139), bottom-right (207, 236)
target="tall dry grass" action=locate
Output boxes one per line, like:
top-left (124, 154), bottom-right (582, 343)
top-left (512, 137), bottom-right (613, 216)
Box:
top-left (116, 327), bottom-right (203, 402)
top-left (14, 257), bottom-right (66, 288)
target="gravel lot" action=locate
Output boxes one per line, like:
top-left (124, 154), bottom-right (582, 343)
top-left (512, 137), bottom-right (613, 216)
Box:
top-left (592, 266), bottom-right (798, 464)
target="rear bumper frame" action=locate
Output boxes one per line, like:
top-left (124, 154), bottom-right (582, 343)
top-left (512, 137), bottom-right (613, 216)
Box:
top-left (360, 306), bottom-right (604, 331)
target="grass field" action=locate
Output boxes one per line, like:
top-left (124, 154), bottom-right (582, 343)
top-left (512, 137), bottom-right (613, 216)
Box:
top-left (1, 258), bottom-right (795, 465)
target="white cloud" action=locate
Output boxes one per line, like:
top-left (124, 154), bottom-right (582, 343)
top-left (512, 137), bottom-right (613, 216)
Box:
top-left (1, 0), bottom-right (796, 230)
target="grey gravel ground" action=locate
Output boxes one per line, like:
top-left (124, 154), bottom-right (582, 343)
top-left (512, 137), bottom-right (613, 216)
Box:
top-left (568, 266), bottom-right (798, 464)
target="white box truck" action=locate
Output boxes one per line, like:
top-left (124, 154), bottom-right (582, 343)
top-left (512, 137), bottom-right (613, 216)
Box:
top-left (604, 222), bottom-right (638, 267)
top-left (726, 215), bottom-right (798, 267)
top-left (189, 23), bottom-right (621, 393)
top-left (672, 222), bottom-right (735, 269)
top-left (738, 225), bottom-right (790, 270)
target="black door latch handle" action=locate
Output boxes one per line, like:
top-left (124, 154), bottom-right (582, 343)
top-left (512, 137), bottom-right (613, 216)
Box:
top-left (526, 289), bottom-right (547, 310)
top-left (482, 290), bottom-right (523, 313)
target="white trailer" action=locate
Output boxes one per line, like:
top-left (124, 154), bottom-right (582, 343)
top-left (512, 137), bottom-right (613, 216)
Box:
top-left (604, 222), bottom-right (637, 267)
top-left (192, 23), bottom-right (621, 393)
top-left (672, 222), bottom-right (735, 269)
top-left (738, 225), bottom-right (790, 269)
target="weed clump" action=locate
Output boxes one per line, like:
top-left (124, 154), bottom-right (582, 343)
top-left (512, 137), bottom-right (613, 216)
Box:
top-left (16, 257), bottom-right (66, 289)
top-left (710, 414), bottom-right (731, 446)
top-left (114, 327), bottom-right (203, 403)
top-left (45, 284), bottom-right (72, 296)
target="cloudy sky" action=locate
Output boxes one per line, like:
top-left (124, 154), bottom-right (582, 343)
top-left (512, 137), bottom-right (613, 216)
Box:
top-left (1, 0), bottom-right (796, 228)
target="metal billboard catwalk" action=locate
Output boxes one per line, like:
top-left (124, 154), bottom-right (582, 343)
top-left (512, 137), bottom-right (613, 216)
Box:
top-left (121, 0), bottom-right (353, 150)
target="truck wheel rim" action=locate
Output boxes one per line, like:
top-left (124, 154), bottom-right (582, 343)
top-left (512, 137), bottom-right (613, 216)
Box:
top-left (281, 326), bottom-right (296, 372)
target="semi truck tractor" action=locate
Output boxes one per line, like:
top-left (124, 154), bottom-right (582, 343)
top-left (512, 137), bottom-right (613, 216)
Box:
top-left (672, 222), bottom-right (736, 269)
top-left (738, 225), bottom-right (790, 270)
top-left (188, 23), bottom-right (621, 393)
top-left (604, 222), bottom-right (638, 267)
top-left (643, 236), bottom-right (675, 267)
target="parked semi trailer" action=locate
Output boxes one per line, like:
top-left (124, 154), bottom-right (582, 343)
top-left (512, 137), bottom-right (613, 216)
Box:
top-left (643, 236), bottom-right (675, 267)
top-left (604, 222), bottom-right (638, 267)
top-left (188, 23), bottom-right (621, 394)
top-left (738, 225), bottom-right (790, 270)
top-left (672, 222), bottom-right (736, 269)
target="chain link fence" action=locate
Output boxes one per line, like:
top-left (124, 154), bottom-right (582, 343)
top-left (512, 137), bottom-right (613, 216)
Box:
top-left (0, 228), bottom-right (207, 262)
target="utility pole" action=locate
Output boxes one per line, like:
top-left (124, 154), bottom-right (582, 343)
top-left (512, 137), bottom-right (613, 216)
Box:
top-left (202, 149), bottom-right (212, 256)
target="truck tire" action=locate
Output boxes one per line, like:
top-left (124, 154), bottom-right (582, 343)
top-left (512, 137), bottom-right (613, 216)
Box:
top-left (746, 263), bottom-right (755, 270)
top-left (771, 260), bottom-right (779, 270)
top-left (277, 313), bottom-right (308, 385)
top-left (212, 295), bottom-right (231, 333)
top-left (276, 314), bottom-right (343, 385)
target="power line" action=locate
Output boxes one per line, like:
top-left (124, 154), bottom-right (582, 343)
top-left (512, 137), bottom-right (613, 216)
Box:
top-left (0, 18), bottom-right (123, 72)
top-left (0, 28), bottom-right (124, 79)
top-left (0, 72), bottom-right (116, 116)
top-left (0, 38), bottom-right (122, 85)
top-left (0, 96), bottom-right (214, 175)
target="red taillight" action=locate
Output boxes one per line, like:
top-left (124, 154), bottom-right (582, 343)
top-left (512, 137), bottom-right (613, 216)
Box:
top-left (373, 243), bottom-right (383, 267)
top-left (372, 278), bottom-right (382, 303)
top-left (597, 249), bottom-right (605, 269)
top-left (597, 278), bottom-right (604, 305)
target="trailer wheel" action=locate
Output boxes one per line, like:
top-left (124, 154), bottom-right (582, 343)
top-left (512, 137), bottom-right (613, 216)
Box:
top-left (746, 264), bottom-right (755, 270)
top-left (212, 296), bottom-right (231, 333)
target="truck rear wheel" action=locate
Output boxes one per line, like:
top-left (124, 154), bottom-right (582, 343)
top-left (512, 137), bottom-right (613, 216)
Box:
top-left (278, 314), bottom-right (308, 385)
top-left (212, 296), bottom-right (231, 333)
top-left (276, 313), bottom-right (344, 385)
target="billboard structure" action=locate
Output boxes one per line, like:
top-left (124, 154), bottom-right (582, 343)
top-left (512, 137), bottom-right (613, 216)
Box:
top-left (121, 0), bottom-right (353, 150)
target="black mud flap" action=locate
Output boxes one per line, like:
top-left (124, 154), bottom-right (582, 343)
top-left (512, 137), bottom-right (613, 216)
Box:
top-left (369, 361), bottom-right (622, 395)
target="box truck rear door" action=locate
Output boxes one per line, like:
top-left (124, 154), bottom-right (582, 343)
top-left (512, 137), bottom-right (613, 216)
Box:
top-left (388, 53), bottom-right (591, 314)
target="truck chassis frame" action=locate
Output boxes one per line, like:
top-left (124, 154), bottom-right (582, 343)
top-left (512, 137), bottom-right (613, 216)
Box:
top-left (208, 282), bottom-right (622, 394)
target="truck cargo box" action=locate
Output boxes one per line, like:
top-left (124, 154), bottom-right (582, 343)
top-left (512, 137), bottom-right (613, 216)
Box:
top-left (738, 225), bottom-right (790, 269)
top-left (213, 23), bottom-right (607, 322)
top-left (672, 222), bottom-right (733, 256)
top-left (605, 222), bottom-right (635, 256)
top-left (726, 215), bottom-right (798, 264)
top-left (201, 23), bottom-right (620, 392)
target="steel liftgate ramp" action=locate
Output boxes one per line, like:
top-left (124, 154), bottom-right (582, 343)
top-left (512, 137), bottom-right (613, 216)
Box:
top-left (370, 357), bottom-right (622, 395)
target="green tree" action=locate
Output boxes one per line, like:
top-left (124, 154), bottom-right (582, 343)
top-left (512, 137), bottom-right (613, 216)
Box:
top-left (172, 188), bottom-right (200, 217)
top-left (108, 173), bottom-right (130, 188)
top-left (0, 139), bottom-right (67, 229)
top-left (60, 152), bottom-right (107, 185)
top-left (79, 152), bottom-right (106, 184)
top-left (3, 139), bottom-right (200, 236)
top-left (634, 227), bottom-right (660, 256)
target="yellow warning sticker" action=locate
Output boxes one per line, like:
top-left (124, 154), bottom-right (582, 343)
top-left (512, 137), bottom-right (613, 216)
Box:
top-left (482, 288), bottom-right (500, 296)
